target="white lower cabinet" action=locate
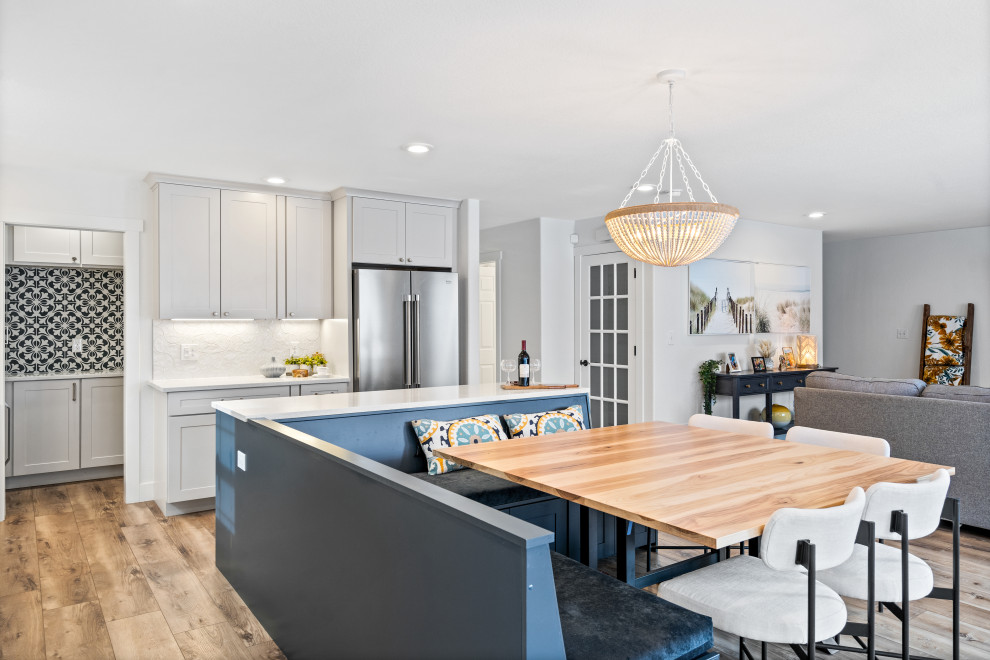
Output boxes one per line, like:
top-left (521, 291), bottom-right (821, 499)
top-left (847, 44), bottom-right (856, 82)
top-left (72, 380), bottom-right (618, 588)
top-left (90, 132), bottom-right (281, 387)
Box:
top-left (299, 382), bottom-right (349, 396)
top-left (80, 378), bottom-right (124, 468)
top-left (12, 380), bottom-right (82, 475)
top-left (4, 383), bottom-right (12, 478)
top-left (158, 385), bottom-right (291, 514)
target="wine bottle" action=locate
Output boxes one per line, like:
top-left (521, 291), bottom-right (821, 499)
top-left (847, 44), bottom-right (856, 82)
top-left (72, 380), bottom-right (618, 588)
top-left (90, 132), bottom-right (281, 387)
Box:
top-left (517, 340), bottom-right (531, 387)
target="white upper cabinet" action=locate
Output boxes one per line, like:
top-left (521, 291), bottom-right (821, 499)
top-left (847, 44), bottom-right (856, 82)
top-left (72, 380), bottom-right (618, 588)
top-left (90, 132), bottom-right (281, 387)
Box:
top-left (220, 190), bottom-right (277, 319)
top-left (159, 183), bottom-right (221, 318)
top-left (405, 203), bottom-right (454, 268)
top-left (80, 231), bottom-right (124, 266)
top-left (12, 226), bottom-right (81, 264)
top-left (284, 196), bottom-right (332, 319)
top-left (351, 198), bottom-right (454, 268)
top-left (351, 197), bottom-right (406, 265)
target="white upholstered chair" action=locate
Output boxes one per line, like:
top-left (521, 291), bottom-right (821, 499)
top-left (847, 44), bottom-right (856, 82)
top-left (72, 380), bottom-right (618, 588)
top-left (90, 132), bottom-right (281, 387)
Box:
top-left (687, 414), bottom-right (774, 438)
top-left (660, 487), bottom-right (866, 660)
top-left (816, 469), bottom-right (957, 660)
top-left (786, 426), bottom-right (890, 457)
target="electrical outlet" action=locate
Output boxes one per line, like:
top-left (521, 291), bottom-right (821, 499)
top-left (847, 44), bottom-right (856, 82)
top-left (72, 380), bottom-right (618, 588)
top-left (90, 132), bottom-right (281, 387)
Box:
top-left (667, 331), bottom-right (675, 345)
top-left (896, 329), bottom-right (909, 340)
top-left (71, 336), bottom-right (84, 353)
top-left (237, 450), bottom-right (247, 471)
top-left (181, 344), bottom-right (197, 360)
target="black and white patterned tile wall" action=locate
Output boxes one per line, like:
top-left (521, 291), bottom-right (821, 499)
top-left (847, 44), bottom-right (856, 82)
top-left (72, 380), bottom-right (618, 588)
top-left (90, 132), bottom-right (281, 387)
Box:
top-left (5, 266), bottom-right (123, 374)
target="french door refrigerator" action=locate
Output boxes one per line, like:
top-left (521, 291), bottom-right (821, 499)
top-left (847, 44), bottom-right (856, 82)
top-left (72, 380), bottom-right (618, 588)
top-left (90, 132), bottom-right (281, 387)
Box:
top-left (352, 268), bottom-right (459, 391)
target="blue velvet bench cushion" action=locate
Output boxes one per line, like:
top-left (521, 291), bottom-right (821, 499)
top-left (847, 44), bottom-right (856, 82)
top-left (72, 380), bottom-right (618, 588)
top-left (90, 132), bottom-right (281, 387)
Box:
top-left (410, 469), bottom-right (547, 508)
top-left (551, 552), bottom-right (715, 660)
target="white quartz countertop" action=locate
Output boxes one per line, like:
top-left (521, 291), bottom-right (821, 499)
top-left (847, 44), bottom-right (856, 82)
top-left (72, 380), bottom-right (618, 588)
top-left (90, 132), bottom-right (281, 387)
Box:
top-left (213, 383), bottom-right (589, 422)
top-left (6, 371), bottom-right (124, 382)
top-left (149, 374), bottom-right (350, 393)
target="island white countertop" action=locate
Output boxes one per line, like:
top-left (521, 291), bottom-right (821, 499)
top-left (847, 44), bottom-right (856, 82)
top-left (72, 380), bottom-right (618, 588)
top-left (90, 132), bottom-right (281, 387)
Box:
top-left (149, 374), bottom-right (350, 393)
top-left (213, 383), bottom-right (589, 422)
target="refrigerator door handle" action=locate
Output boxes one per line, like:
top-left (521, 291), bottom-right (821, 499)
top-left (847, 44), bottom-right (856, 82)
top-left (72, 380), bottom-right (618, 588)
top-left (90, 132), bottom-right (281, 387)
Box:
top-left (403, 295), bottom-right (414, 388)
top-left (413, 295), bottom-right (422, 387)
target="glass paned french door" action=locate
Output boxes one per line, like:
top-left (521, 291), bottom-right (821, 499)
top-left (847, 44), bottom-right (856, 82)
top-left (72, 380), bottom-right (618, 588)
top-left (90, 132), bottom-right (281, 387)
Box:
top-left (580, 253), bottom-right (637, 428)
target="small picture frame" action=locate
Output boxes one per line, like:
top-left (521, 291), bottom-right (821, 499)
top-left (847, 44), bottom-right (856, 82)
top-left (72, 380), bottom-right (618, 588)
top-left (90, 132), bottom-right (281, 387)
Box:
top-left (726, 352), bottom-right (742, 373)
top-left (781, 347), bottom-right (796, 369)
top-left (751, 356), bottom-right (767, 372)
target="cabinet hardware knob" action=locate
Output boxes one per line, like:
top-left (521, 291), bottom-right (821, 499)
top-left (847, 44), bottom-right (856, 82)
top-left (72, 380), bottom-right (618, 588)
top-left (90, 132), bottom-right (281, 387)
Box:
top-left (212, 312), bottom-right (219, 317)
top-left (744, 384), bottom-right (751, 389)
top-left (759, 383), bottom-right (765, 388)
top-left (777, 380), bottom-right (783, 385)
top-left (223, 312), bottom-right (229, 317)
top-left (72, 257), bottom-right (78, 262)
top-left (407, 258), bottom-right (413, 263)
top-left (289, 312), bottom-right (295, 317)
top-left (398, 257), bottom-right (405, 262)
top-left (798, 379), bottom-right (804, 384)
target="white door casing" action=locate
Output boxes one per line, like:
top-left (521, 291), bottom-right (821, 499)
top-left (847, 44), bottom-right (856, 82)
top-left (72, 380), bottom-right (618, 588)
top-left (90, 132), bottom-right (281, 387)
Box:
top-left (577, 251), bottom-right (641, 428)
top-left (479, 261), bottom-right (498, 383)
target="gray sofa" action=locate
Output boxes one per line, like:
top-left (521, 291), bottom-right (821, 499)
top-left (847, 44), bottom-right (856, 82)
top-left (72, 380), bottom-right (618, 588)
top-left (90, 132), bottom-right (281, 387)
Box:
top-left (794, 372), bottom-right (990, 530)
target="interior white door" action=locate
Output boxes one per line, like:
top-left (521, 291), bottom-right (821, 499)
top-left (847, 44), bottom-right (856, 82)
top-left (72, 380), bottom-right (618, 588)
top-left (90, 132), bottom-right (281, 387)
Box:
top-left (220, 190), bottom-right (278, 319)
top-left (479, 261), bottom-right (498, 383)
top-left (351, 198), bottom-right (406, 265)
top-left (80, 231), bottom-right (124, 266)
top-left (405, 203), bottom-right (454, 268)
top-left (285, 197), bottom-right (332, 319)
top-left (578, 253), bottom-right (639, 428)
top-left (158, 183), bottom-right (221, 318)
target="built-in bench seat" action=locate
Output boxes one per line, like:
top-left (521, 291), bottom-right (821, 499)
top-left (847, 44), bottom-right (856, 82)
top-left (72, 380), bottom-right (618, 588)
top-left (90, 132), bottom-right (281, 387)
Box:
top-left (410, 469), bottom-right (546, 508)
top-left (551, 551), bottom-right (716, 660)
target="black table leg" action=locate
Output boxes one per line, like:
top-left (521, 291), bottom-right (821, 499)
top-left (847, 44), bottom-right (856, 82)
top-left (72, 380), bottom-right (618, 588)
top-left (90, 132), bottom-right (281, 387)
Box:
top-left (616, 517), bottom-right (635, 584)
top-left (748, 536), bottom-right (760, 557)
top-left (580, 505), bottom-right (598, 569)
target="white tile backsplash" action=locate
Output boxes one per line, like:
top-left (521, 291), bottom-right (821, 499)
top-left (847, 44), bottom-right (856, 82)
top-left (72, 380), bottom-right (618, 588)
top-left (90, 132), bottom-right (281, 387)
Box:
top-left (153, 320), bottom-right (323, 378)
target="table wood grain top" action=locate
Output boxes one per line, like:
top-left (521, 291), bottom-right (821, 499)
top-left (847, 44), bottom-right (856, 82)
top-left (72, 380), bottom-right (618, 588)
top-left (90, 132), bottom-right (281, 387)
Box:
top-left (435, 421), bottom-right (955, 549)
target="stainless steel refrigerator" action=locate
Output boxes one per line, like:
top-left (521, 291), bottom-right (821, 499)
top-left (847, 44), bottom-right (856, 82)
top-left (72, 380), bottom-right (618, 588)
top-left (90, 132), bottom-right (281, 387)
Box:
top-left (352, 268), bottom-right (460, 391)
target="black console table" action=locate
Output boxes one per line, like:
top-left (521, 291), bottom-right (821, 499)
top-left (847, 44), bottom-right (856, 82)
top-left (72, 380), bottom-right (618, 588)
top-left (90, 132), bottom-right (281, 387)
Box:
top-left (714, 366), bottom-right (838, 426)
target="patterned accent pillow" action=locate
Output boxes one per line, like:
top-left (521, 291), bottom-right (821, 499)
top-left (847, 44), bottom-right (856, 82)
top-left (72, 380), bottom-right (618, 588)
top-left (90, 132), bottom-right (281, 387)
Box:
top-left (503, 406), bottom-right (586, 439)
top-left (411, 414), bottom-right (509, 475)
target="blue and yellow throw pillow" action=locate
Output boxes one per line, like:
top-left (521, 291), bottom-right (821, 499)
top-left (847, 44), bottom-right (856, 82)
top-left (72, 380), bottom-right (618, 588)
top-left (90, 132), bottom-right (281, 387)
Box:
top-left (411, 414), bottom-right (509, 475)
top-left (503, 406), bottom-right (586, 438)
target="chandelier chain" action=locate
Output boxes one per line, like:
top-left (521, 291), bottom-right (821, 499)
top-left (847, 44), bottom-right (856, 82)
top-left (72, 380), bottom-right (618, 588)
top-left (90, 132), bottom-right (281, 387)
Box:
top-left (620, 140), bottom-right (666, 208)
top-left (680, 147), bottom-right (718, 204)
top-left (652, 143), bottom-right (670, 204)
top-left (674, 144), bottom-right (695, 202)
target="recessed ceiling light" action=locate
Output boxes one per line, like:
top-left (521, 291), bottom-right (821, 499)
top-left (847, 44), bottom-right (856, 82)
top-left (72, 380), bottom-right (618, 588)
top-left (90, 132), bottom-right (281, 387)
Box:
top-left (266, 177), bottom-right (286, 185)
top-left (807, 211), bottom-right (826, 219)
top-left (403, 143), bottom-right (434, 154)
top-left (636, 184), bottom-right (656, 192)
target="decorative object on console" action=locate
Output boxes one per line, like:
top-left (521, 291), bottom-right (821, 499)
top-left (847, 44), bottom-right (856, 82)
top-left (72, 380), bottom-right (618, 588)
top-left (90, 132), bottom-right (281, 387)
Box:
top-left (782, 346), bottom-right (797, 369)
top-left (604, 69), bottom-right (739, 267)
top-left (795, 335), bottom-right (817, 368)
top-left (757, 339), bottom-right (776, 364)
top-left (260, 357), bottom-right (284, 378)
top-left (751, 356), bottom-right (767, 372)
top-left (688, 259), bottom-right (811, 335)
top-left (698, 359), bottom-right (723, 415)
top-left (761, 403), bottom-right (793, 430)
top-left (284, 351), bottom-right (327, 377)
top-left (920, 303), bottom-right (974, 386)
top-left (726, 352), bottom-right (742, 373)
top-left (411, 414), bottom-right (509, 475)
top-left (503, 406), bottom-right (586, 438)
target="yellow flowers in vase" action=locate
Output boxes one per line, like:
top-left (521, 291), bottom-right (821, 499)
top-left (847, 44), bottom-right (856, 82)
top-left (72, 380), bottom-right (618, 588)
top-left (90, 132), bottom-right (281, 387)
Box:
top-left (284, 352), bottom-right (327, 377)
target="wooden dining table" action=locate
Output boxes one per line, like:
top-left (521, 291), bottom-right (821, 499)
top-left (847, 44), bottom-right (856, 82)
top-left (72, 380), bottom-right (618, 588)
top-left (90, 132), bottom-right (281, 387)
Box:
top-left (435, 420), bottom-right (955, 588)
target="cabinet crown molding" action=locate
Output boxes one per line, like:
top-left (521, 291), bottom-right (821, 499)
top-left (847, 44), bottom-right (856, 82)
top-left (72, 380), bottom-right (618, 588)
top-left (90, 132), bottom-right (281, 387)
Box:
top-left (145, 172), bottom-right (332, 200)
top-left (330, 187), bottom-right (461, 208)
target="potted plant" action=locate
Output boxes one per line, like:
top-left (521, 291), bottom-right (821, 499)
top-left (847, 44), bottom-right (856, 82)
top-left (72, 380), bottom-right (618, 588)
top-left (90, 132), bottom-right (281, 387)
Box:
top-left (698, 358), bottom-right (723, 415)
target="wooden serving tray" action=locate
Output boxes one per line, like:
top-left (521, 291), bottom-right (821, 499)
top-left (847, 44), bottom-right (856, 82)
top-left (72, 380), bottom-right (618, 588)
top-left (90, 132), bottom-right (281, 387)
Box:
top-left (501, 383), bottom-right (579, 390)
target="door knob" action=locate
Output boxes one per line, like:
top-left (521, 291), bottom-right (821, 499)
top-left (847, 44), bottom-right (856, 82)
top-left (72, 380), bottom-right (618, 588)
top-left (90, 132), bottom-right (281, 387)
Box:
top-left (579, 359), bottom-right (590, 367)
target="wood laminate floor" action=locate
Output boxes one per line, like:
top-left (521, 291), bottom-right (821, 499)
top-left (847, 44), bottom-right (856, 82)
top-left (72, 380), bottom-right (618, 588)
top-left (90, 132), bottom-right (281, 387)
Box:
top-left (2, 477), bottom-right (987, 659)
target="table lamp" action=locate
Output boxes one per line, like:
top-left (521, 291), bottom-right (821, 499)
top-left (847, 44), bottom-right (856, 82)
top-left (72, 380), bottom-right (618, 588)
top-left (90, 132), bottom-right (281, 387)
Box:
top-left (796, 335), bottom-right (818, 368)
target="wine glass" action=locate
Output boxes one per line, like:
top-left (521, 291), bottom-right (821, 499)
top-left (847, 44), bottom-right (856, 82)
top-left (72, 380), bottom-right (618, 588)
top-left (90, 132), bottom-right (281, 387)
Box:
top-left (500, 359), bottom-right (517, 385)
top-left (531, 358), bottom-right (542, 385)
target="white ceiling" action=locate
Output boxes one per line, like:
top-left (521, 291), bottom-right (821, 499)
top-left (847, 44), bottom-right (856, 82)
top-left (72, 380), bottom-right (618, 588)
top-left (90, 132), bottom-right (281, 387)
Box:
top-left (2, 0), bottom-right (988, 240)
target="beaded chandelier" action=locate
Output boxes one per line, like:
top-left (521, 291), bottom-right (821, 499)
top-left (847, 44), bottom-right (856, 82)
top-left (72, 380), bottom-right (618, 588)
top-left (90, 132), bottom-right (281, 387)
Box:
top-left (605, 70), bottom-right (739, 267)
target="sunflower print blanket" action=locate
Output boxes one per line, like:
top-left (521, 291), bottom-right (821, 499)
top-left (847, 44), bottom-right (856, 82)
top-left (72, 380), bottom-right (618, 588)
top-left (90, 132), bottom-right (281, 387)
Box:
top-left (411, 414), bottom-right (509, 475)
top-left (923, 315), bottom-right (967, 385)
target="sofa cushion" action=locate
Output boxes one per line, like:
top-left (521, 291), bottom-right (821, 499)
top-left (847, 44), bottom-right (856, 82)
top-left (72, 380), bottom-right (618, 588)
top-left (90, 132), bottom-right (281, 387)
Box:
top-left (409, 469), bottom-right (546, 508)
top-left (921, 384), bottom-right (990, 404)
top-left (551, 551), bottom-right (714, 660)
top-left (806, 372), bottom-right (926, 397)
top-left (410, 414), bottom-right (509, 475)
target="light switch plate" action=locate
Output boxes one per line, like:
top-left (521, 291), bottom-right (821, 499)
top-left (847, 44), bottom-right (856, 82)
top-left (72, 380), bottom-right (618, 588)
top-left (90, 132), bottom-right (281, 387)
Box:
top-left (237, 450), bottom-right (246, 471)
top-left (181, 344), bottom-right (197, 360)
top-left (896, 329), bottom-right (909, 339)
top-left (71, 336), bottom-right (84, 353)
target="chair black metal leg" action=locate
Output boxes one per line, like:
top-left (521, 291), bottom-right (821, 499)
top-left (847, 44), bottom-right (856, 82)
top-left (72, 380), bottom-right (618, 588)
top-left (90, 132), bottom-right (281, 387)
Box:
top-left (761, 640), bottom-right (767, 660)
top-left (952, 501), bottom-right (960, 660)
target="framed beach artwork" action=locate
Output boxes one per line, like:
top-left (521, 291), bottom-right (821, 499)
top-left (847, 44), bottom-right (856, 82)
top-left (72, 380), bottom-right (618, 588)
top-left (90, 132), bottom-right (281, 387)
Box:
top-left (689, 259), bottom-right (811, 335)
